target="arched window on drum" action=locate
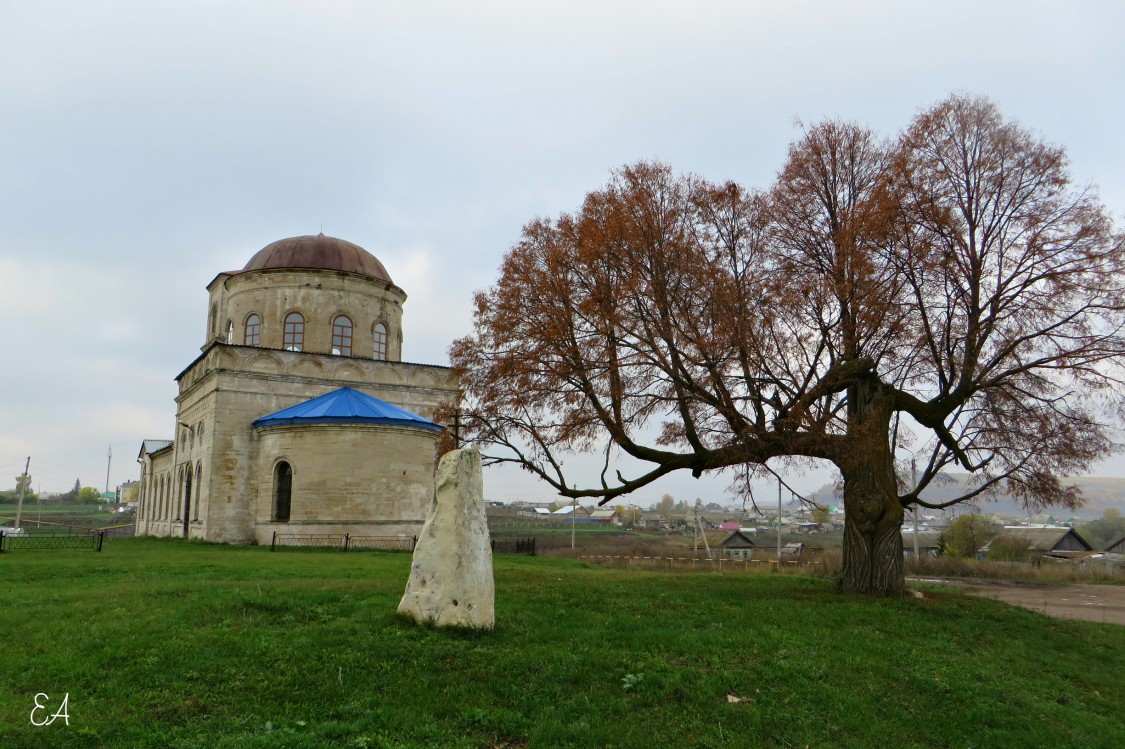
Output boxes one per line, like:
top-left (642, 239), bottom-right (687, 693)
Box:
top-left (331, 315), bottom-right (353, 356)
top-left (283, 312), bottom-right (304, 352)
top-left (373, 322), bottom-right (388, 361)
top-left (244, 313), bottom-right (262, 346)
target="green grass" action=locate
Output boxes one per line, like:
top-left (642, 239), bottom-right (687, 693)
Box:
top-left (1, 538), bottom-right (1122, 748)
top-left (1, 503), bottom-right (117, 516)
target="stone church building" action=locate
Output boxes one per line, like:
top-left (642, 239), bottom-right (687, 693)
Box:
top-left (136, 234), bottom-right (458, 544)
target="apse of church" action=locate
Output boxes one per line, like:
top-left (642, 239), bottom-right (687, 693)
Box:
top-left (136, 234), bottom-right (459, 544)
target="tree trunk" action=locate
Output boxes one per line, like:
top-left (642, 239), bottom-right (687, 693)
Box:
top-left (836, 451), bottom-right (905, 595)
top-left (835, 375), bottom-right (906, 596)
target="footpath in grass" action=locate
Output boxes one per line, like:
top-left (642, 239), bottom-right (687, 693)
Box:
top-left (1, 537), bottom-right (1122, 748)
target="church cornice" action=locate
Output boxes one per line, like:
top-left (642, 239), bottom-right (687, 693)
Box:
top-left (207, 266), bottom-right (406, 299)
top-left (176, 341), bottom-right (453, 383)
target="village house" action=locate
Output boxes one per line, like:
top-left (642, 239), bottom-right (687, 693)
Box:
top-left (987, 526), bottom-right (1093, 557)
top-left (901, 531), bottom-right (941, 557)
top-left (587, 508), bottom-right (621, 525)
top-left (718, 530), bottom-right (756, 560)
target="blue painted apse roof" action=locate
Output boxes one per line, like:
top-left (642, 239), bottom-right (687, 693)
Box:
top-left (252, 387), bottom-right (442, 431)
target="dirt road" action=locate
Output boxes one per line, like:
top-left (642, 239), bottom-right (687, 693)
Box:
top-left (913, 578), bottom-right (1125, 625)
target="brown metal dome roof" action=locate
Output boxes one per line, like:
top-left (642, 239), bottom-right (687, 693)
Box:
top-left (242, 234), bottom-right (393, 284)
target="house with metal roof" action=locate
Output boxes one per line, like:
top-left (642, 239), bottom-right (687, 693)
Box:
top-left (719, 530), bottom-right (756, 559)
top-left (901, 531), bottom-right (941, 557)
top-left (135, 235), bottom-right (458, 545)
top-left (588, 508), bottom-right (621, 524)
top-left (986, 526), bottom-right (1093, 556)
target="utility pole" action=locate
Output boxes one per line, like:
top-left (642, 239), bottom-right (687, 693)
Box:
top-left (104, 445), bottom-right (112, 497)
top-left (911, 457), bottom-right (919, 557)
top-left (777, 474), bottom-right (782, 561)
top-left (693, 499), bottom-right (711, 558)
top-left (570, 486), bottom-right (576, 551)
top-left (14, 456), bottom-right (30, 532)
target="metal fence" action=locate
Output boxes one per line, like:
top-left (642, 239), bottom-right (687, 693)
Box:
top-left (491, 537), bottom-right (537, 556)
top-left (0, 531), bottom-right (105, 553)
top-left (270, 532), bottom-right (417, 552)
top-left (269, 532), bottom-right (537, 556)
top-left (578, 554), bottom-right (824, 573)
top-left (347, 535), bottom-right (417, 552)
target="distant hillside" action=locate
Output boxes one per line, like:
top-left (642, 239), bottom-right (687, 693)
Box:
top-left (808, 474), bottom-right (1125, 519)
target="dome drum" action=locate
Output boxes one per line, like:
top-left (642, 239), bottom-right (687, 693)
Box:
top-left (206, 234), bottom-right (404, 360)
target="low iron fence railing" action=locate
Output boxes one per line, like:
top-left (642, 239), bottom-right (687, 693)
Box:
top-left (491, 537), bottom-right (536, 556)
top-left (0, 531), bottom-right (105, 553)
top-left (270, 533), bottom-right (417, 552)
top-left (270, 532), bottom-right (537, 556)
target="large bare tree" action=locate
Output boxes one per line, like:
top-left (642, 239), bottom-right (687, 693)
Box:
top-left (451, 95), bottom-right (1125, 594)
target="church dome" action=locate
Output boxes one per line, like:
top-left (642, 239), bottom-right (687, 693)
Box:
top-left (242, 233), bottom-right (394, 284)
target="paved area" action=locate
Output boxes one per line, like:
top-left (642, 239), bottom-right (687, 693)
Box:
top-left (912, 578), bottom-right (1125, 625)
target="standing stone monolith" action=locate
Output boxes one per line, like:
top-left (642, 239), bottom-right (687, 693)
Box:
top-left (397, 448), bottom-right (495, 628)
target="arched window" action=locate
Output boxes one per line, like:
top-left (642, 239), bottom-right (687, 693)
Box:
top-left (176, 468), bottom-right (185, 521)
top-left (194, 463), bottom-right (202, 521)
top-left (283, 313), bottom-right (304, 351)
top-left (331, 315), bottom-right (353, 356)
top-left (274, 462), bottom-right (292, 522)
top-left (244, 314), bottom-right (262, 346)
top-left (373, 322), bottom-right (388, 361)
top-left (182, 469), bottom-right (192, 530)
top-left (226, 320), bottom-right (233, 344)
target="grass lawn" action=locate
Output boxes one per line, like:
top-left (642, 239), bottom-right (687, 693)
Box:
top-left (1, 538), bottom-right (1122, 748)
top-left (1, 503), bottom-right (117, 516)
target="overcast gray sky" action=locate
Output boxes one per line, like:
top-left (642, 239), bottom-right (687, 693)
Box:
top-left (2, 1), bottom-right (1123, 507)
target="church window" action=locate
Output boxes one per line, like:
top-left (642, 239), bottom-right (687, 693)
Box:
top-left (226, 320), bottom-right (233, 344)
top-left (373, 323), bottom-right (388, 361)
top-left (283, 313), bottom-right (304, 351)
top-left (331, 315), bottom-right (353, 356)
top-left (194, 463), bottom-right (202, 521)
top-left (176, 469), bottom-right (184, 521)
top-left (244, 314), bottom-right (262, 346)
top-left (274, 462), bottom-right (292, 522)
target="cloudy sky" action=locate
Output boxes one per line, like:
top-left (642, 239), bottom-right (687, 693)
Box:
top-left (2, 0), bottom-right (1123, 507)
